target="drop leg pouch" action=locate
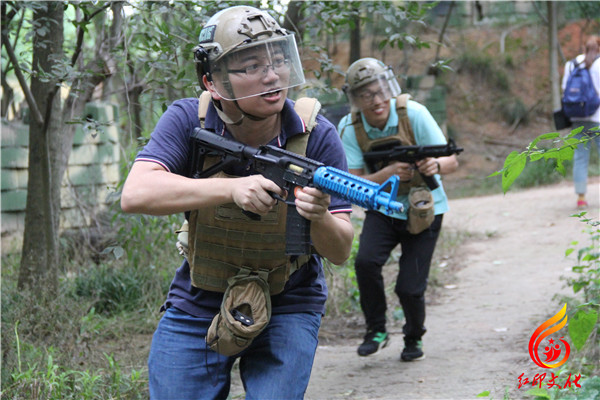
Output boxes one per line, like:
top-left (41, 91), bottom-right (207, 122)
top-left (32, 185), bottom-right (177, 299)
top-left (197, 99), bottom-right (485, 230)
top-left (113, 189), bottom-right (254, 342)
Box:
top-left (406, 186), bottom-right (435, 235)
top-left (206, 268), bottom-right (271, 356)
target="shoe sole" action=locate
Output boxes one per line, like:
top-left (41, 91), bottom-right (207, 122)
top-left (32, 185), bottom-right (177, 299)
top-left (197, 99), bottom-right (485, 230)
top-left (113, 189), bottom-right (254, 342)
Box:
top-left (357, 337), bottom-right (390, 357)
top-left (401, 353), bottom-right (425, 362)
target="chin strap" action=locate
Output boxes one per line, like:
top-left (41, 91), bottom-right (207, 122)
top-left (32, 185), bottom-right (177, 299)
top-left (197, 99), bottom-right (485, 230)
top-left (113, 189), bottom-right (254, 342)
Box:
top-left (234, 99), bottom-right (269, 122)
top-left (214, 103), bottom-right (245, 126)
top-left (213, 99), bottom-right (268, 126)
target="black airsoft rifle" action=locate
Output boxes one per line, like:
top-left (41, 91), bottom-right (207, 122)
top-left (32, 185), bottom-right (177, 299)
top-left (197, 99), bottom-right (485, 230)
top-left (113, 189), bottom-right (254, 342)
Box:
top-left (189, 128), bottom-right (404, 256)
top-left (362, 139), bottom-right (464, 190)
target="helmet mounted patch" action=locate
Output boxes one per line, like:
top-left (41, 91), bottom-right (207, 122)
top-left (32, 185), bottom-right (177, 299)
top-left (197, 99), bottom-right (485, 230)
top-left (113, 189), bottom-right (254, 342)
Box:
top-left (199, 25), bottom-right (216, 43)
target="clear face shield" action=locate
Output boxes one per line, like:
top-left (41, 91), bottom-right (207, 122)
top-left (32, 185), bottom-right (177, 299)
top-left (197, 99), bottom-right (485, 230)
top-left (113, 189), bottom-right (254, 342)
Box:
top-left (347, 69), bottom-right (402, 111)
top-left (210, 34), bottom-right (305, 101)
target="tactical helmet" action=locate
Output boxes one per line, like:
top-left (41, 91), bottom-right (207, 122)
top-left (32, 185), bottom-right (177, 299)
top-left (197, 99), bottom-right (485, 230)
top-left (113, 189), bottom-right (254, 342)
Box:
top-left (343, 58), bottom-right (401, 111)
top-left (194, 6), bottom-right (305, 101)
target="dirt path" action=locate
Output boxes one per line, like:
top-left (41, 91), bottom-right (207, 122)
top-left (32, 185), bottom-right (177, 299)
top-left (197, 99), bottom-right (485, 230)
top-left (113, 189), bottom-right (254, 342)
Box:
top-left (304, 178), bottom-right (599, 400)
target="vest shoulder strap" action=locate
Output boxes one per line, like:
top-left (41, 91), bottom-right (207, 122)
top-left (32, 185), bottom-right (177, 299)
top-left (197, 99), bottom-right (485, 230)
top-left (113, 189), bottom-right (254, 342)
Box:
top-left (352, 112), bottom-right (369, 152)
top-left (395, 94), bottom-right (416, 145)
top-left (287, 97), bottom-right (320, 156)
top-left (197, 91), bottom-right (212, 128)
top-left (395, 93), bottom-right (411, 111)
top-left (294, 97), bottom-right (321, 132)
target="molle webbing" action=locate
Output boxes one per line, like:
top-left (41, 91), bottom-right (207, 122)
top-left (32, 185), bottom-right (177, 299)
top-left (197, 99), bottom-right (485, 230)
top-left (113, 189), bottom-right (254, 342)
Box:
top-left (354, 94), bottom-right (415, 152)
top-left (188, 95), bottom-right (319, 294)
top-left (188, 195), bottom-right (295, 295)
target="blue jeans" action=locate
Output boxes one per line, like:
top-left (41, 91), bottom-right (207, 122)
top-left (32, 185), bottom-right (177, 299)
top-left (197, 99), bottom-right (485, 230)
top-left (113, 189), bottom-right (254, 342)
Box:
top-left (572, 122), bottom-right (600, 195)
top-left (148, 307), bottom-right (321, 400)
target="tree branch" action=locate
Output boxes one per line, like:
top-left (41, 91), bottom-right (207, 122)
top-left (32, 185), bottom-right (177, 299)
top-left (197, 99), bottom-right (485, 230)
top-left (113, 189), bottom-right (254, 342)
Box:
top-left (71, 2), bottom-right (111, 67)
top-left (1, 31), bottom-right (44, 124)
top-left (434, 1), bottom-right (454, 63)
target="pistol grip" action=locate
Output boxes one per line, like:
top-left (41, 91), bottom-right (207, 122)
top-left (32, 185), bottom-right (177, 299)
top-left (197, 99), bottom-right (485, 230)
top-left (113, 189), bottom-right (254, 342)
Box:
top-left (422, 174), bottom-right (439, 190)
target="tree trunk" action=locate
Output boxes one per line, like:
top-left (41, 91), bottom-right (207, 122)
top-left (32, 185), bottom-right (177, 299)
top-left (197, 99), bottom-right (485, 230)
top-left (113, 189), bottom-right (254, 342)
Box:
top-left (282, 0), bottom-right (304, 40)
top-left (18, 2), bottom-right (64, 293)
top-left (547, 1), bottom-right (561, 112)
top-left (349, 7), bottom-right (361, 64)
top-left (18, 2), bottom-right (122, 293)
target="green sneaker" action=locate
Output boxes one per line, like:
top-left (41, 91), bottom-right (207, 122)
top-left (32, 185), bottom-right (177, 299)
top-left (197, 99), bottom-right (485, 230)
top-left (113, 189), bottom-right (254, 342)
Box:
top-left (357, 331), bottom-right (389, 356)
top-left (401, 338), bottom-right (425, 361)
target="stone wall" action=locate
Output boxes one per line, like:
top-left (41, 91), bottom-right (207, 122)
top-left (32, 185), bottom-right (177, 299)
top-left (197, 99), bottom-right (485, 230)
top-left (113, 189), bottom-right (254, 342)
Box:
top-left (1, 102), bottom-right (121, 239)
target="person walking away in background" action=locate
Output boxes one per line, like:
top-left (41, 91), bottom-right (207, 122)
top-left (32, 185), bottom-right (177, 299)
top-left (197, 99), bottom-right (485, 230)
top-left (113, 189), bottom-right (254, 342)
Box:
top-left (121, 6), bottom-right (354, 399)
top-left (337, 58), bottom-right (458, 362)
top-left (561, 35), bottom-right (600, 209)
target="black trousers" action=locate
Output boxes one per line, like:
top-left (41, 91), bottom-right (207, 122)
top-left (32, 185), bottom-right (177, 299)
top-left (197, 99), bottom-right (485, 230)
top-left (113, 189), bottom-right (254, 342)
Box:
top-left (354, 211), bottom-right (443, 340)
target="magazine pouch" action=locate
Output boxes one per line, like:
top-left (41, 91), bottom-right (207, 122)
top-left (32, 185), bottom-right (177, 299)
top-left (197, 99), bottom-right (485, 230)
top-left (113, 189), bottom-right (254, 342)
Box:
top-left (206, 267), bottom-right (271, 356)
top-left (406, 186), bottom-right (435, 235)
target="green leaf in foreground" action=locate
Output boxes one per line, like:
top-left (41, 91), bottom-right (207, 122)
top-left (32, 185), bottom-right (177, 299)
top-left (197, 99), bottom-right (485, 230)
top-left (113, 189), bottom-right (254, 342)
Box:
top-left (524, 387), bottom-right (550, 399)
top-left (568, 308), bottom-right (598, 350)
top-left (501, 151), bottom-right (526, 194)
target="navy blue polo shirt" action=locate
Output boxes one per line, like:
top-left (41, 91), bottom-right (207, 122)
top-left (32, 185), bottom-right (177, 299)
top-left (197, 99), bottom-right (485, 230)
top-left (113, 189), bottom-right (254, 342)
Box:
top-left (135, 97), bottom-right (352, 317)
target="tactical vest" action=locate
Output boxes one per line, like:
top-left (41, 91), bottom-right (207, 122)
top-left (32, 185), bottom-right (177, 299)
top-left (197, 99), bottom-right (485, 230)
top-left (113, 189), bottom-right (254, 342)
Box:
top-left (349, 94), bottom-right (426, 193)
top-left (187, 92), bottom-right (320, 295)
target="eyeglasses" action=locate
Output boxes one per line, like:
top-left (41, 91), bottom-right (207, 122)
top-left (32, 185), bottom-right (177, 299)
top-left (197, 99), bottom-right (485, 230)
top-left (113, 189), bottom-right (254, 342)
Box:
top-left (358, 88), bottom-right (390, 103)
top-left (227, 58), bottom-right (290, 77)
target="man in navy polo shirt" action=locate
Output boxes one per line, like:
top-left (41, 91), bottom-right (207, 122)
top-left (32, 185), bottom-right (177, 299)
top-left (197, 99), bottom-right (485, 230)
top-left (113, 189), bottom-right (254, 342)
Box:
top-left (121, 6), bottom-right (353, 400)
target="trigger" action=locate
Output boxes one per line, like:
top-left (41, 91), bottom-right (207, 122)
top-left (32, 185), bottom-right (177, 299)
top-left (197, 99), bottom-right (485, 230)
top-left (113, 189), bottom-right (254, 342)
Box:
top-left (270, 192), bottom-right (286, 202)
top-left (269, 191), bottom-right (294, 206)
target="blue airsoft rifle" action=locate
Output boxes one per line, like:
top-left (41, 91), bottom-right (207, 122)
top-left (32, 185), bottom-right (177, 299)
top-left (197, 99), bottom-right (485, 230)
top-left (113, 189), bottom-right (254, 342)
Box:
top-left (363, 139), bottom-right (464, 190)
top-left (190, 128), bottom-right (404, 256)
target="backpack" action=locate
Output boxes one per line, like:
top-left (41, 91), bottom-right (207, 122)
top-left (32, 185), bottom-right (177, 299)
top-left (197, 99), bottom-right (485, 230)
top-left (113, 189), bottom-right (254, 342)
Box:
top-left (562, 57), bottom-right (600, 118)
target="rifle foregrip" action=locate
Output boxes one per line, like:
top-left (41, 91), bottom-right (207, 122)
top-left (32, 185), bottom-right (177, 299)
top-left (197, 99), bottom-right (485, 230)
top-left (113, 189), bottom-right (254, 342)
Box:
top-left (313, 166), bottom-right (404, 214)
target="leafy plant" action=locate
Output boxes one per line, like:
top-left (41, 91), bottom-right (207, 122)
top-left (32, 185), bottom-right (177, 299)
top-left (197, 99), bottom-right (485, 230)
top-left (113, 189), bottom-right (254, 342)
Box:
top-left (512, 158), bottom-right (563, 189)
top-left (561, 212), bottom-right (599, 378)
top-left (324, 220), bottom-right (363, 316)
top-left (2, 324), bottom-right (146, 400)
top-left (476, 388), bottom-right (511, 399)
top-left (565, 213), bottom-right (600, 309)
top-left (490, 127), bottom-right (598, 194)
top-left (456, 50), bottom-right (510, 92)
top-left (70, 262), bottom-right (168, 315)
top-left (493, 127), bottom-right (600, 393)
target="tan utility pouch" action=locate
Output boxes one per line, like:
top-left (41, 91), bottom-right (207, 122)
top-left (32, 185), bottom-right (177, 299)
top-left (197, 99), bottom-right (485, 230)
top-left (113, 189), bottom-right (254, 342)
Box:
top-left (175, 220), bottom-right (189, 258)
top-left (406, 186), bottom-right (435, 235)
top-left (206, 268), bottom-right (271, 356)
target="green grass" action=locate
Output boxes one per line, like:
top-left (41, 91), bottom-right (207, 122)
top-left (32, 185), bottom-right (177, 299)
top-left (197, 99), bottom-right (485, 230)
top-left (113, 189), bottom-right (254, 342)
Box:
top-left (0, 209), bottom-right (178, 399)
